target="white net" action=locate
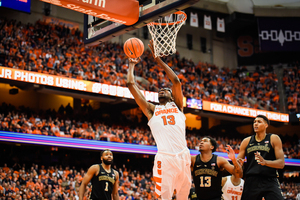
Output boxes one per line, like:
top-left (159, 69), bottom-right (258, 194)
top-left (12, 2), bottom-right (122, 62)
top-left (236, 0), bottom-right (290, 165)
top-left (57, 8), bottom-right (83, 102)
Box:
top-left (147, 11), bottom-right (187, 57)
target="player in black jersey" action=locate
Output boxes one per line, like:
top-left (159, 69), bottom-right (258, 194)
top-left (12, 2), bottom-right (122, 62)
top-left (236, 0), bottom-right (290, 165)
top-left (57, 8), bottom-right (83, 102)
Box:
top-left (191, 136), bottom-right (243, 200)
top-left (79, 149), bottom-right (120, 200)
top-left (237, 115), bottom-right (285, 200)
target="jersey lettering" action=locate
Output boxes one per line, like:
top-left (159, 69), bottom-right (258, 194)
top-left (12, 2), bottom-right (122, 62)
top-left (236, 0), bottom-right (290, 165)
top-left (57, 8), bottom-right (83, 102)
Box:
top-left (157, 161), bottom-right (162, 169)
top-left (148, 102), bottom-right (186, 153)
top-left (161, 115), bottom-right (175, 125)
top-left (155, 108), bottom-right (178, 116)
top-left (199, 176), bottom-right (211, 187)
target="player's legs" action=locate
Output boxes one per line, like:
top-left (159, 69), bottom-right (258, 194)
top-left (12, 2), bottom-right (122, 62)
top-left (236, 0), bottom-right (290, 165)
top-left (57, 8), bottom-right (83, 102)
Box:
top-left (153, 153), bottom-right (175, 200)
top-left (153, 154), bottom-right (163, 198)
top-left (241, 177), bottom-right (263, 200)
top-left (175, 151), bottom-right (191, 200)
top-left (262, 178), bottom-right (284, 200)
top-left (175, 171), bottom-right (191, 200)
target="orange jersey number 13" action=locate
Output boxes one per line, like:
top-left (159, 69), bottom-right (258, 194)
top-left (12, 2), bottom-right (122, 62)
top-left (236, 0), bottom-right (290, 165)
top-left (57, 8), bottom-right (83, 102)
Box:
top-left (161, 115), bottom-right (175, 125)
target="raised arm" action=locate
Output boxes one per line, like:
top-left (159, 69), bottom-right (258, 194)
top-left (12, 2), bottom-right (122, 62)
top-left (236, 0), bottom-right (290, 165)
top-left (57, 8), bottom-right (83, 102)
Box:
top-left (254, 134), bottom-right (285, 169)
top-left (148, 40), bottom-right (184, 111)
top-left (79, 165), bottom-right (98, 200)
top-left (126, 58), bottom-right (155, 120)
top-left (237, 136), bottom-right (251, 160)
top-left (220, 145), bottom-right (243, 178)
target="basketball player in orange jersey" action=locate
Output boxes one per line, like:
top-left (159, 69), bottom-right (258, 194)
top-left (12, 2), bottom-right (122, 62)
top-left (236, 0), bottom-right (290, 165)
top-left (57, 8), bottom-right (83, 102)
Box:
top-left (221, 174), bottom-right (244, 200)
top-left (127, 40), bottom-right (191, 200)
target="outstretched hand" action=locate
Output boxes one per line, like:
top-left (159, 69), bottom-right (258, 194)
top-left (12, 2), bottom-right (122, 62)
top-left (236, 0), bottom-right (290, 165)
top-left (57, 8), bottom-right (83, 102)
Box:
top-left (226, 145), bottom-right (236, 161)
top-left (128, 57), bottom-right (141, 65)
top-left (148, 40), bottom-right (158, 59)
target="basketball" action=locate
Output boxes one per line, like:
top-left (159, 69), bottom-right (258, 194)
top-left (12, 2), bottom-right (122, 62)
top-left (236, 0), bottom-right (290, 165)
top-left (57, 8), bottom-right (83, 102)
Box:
top-left (123, 37), bottom-right (144, 58)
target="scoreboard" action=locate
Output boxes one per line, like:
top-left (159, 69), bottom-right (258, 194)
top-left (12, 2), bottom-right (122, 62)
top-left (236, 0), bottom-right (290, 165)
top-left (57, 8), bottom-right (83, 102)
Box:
top-left (0, 0), bottom-right (31, 13)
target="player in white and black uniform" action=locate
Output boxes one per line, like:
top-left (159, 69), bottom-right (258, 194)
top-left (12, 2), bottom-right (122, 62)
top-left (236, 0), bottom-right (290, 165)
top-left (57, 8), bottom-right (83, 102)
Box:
top-left (222, 175), bottom-right (244, 200)
top-left (79, 149), bottom-right (120, 200)
top-left (127, 40), bottom-right (191, 200)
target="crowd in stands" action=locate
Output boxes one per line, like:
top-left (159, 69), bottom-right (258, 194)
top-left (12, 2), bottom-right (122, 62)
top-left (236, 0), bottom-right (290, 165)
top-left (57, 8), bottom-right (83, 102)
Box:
top-left (0, 163), bottom-right (158, 200)
top-left (283, 62), bottom-right (300, 113)
top-left (0, 103), bottom-right (299, 159)
top-left (281, 182), bottom-right (300, 200)
top-left (282, 175), bottom-right (300, 200)
top-left (0, 19), bottom-right (280, 112)
top-left (1, 162), bottom-right (300, 200)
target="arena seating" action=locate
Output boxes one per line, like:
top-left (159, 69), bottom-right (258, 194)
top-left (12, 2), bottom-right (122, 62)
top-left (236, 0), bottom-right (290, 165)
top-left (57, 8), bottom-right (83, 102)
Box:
top-left (282, 63), bottom-right (300, 113)
top-left (0, 163), bottom-right (299, 199)
top-left (0, 103), bottom-right (299, 159)
top-left (0, 19), bottom-right (282, 112)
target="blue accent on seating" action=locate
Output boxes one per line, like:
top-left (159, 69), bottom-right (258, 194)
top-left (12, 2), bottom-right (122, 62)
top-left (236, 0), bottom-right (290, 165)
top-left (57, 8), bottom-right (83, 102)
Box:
top-left (0, 131), bottom-right (299, 166)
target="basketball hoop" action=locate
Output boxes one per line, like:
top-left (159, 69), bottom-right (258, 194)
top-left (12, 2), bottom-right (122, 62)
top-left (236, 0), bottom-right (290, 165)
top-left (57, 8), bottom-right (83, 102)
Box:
top-left (147, 11), bottom-right (187, 57)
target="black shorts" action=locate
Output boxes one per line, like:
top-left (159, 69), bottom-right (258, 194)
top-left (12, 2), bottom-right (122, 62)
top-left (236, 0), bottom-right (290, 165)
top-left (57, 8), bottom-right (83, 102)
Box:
top-left (241, 176), bottom-right (283, 200)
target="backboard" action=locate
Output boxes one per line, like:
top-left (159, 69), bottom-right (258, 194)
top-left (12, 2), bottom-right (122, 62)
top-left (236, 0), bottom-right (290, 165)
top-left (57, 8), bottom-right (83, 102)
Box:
top-left (84, 0), bottom-right (199, 46)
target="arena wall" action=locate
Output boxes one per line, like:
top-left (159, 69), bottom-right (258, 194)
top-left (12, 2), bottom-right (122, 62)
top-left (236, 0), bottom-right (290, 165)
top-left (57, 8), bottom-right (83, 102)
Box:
top-left (0, 83), bottom-right (73, 111)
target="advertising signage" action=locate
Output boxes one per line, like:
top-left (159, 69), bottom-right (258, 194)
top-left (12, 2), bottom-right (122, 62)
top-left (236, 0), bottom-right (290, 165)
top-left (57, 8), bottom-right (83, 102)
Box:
top-left (203, 101), bottom-right (289, 123)
top-left (1, 132), bottom-right (299, 166)
top-left (0, 66), bottom-right (290, 122)
top-left (0, 66), bottom-right (158, 103)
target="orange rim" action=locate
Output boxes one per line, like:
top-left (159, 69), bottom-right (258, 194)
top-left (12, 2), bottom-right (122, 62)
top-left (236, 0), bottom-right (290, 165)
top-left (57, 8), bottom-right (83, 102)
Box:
top-left (147, 11), bottom-right (187, 26)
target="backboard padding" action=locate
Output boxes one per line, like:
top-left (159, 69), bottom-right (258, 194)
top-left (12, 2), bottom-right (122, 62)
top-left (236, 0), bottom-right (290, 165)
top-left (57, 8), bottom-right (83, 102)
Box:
top-left (84, 0), bottom-right (199, 46)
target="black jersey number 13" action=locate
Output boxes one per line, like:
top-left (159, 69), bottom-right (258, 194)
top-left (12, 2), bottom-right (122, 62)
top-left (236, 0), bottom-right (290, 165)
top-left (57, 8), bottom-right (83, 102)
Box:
top-left (200, 176), bottom-right (211, 187)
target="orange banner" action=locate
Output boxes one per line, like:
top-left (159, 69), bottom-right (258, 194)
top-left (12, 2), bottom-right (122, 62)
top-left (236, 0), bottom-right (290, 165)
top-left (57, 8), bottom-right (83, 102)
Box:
top-left (203, 101), bottom-right (289, 122)
top-left (43, 16), bottom-right (80, 29)
top-left (40, 0), bottom-right (139, 25)
top-left (0, 66), bottom-right (159, 103)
